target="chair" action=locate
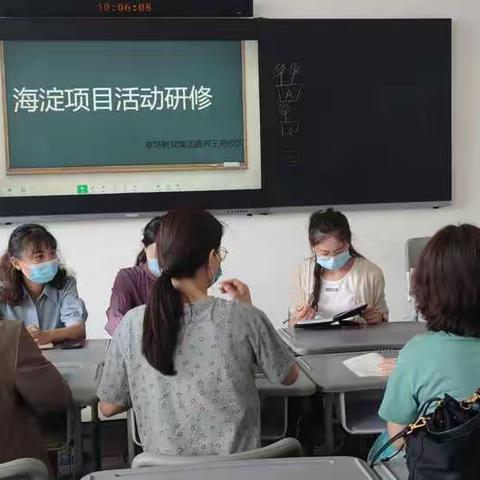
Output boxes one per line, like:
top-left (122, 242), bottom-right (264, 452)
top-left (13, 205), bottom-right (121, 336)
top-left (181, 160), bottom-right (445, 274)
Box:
top-left (373, 456), bottom-right (409, 480)
top-left (127, 371), bottom-right (316, 464)
top-left (338, 390), bottom-right (385, 435)
top-left (0, 459), bottom-right (49, 480)
top-left (131, 437), bottom-right (303, 468)
top-left (405, 237), bottom-right (430, 302)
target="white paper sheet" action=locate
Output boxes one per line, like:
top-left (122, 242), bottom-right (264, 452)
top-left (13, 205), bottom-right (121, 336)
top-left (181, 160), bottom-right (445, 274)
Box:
top-left (343, 352), bottom-right (386, 377)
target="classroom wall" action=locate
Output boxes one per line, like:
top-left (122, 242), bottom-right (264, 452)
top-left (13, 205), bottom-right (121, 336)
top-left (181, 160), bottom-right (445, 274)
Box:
top-left (0, 0), bottom-right (478, 338)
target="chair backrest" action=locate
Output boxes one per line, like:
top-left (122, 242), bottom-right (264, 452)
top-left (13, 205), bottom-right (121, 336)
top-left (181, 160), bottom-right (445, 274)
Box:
top-left (405, 237), bottom-right (430, 271)
top-left (0, 459), bottom-right (49, 480)
top-left (405, 237), bottom-right (430, 304)
top-left (132, 437), bottom-right (303, 468)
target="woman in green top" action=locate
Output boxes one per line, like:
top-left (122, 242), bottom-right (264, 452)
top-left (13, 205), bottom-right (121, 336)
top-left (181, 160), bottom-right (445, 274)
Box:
top-left (379, 224), bottom-right (480, 444)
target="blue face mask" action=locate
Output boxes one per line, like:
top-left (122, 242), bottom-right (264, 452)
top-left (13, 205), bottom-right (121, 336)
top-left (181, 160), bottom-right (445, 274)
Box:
top-left (26, 259), bottom-right (59, 285)
top-left (316, 249), bottom-right (351, 271)
top-left (147, 258), bottom-right (162, 277)
top-left (212, 265), bottom-right (223, 285)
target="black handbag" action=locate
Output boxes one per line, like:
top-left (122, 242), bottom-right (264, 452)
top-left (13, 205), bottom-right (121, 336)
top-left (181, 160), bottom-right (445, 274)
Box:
top-left (370, 390), bottom-right (480, 480)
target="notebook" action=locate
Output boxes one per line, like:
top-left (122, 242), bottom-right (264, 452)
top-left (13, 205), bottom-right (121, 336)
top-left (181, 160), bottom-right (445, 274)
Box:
top-left (294, 303), bottom-right (368, 328)
top-left (343, 352), bottom-right (386, 377)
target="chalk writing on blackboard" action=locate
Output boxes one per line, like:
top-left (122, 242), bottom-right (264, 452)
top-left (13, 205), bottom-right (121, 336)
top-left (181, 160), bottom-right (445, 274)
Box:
top-left (273, 63), bottom-right (303, 136)
top-left (278, 103), bottom-right (300, 136)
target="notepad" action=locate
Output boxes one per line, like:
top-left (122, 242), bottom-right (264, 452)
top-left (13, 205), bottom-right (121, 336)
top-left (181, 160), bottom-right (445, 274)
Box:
top-left (294, 303), bottom-right (368, 328)
top-left (343, 352), bottom-right (386, 377)
top-left (38, 342), bottom-right (54, 350)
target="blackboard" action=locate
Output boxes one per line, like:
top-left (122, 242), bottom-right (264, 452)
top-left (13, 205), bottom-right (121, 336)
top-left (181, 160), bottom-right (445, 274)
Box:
top-left (259, 19), bottom-right (451, 207)
top-left (3, 40), bottom-right (245, 172)
top-left (0, 18), bottom-right (451, 219)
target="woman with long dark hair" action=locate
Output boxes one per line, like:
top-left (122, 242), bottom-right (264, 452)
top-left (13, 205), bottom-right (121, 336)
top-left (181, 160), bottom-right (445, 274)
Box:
top-left (0, 224), bottom-right (87, 345)
top-left (105, 216), bottom-right (163, 335)
top-left (289, 208), bottom-right (388, 326)
top-left (98, 208), bottom-right (298, 455)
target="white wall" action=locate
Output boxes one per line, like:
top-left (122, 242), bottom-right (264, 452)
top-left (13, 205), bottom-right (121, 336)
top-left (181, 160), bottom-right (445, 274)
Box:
top-left (1, 0), bottom-right (479, 338)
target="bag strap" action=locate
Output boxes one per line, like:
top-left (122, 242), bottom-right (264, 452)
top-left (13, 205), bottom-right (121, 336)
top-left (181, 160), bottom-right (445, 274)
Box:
top-left (369, 417), bottom-right (428, 467)
top-left (419, 397), bottom-right (441, 416)
top-left (369, 426), bottom-right (409, 466)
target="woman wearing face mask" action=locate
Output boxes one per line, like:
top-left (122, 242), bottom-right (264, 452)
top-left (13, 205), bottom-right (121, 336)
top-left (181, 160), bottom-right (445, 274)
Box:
top-left (98, 208), bottom-right (298, 455)
top-left (289, 208), bottom-right (388, 326)
top-left (105, 216), bottom-right (163, 335)
top-left (0, 224), bottom-right (87, 345)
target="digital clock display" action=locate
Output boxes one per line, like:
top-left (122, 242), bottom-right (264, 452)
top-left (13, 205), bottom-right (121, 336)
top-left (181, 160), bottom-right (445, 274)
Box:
top-left (97, 2), bottom-right (153, 15)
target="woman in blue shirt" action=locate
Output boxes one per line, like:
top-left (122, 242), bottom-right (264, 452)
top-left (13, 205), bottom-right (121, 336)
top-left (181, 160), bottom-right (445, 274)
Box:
top-left (0, 224), bottom-right (87, 345)
top-left (379, 224), bottom-right (480, 445)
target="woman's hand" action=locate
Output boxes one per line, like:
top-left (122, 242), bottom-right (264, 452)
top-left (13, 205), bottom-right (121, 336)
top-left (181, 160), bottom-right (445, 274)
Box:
top-left (361, 305), bottom-right (384, 324)
top-left (288, 305), bottom-right (316, 327)
top-left (378, 358), bottom-right (397, 376)
top-left (220, 279), bottom-right (252, 304)
top-left (27, 326), bottom-right (53, 345)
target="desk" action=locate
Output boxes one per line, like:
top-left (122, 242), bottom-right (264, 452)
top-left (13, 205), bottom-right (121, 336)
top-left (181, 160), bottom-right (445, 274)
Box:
top-left (43, 339), bottom-right (109, 366)
top-left (298, 351), bottom-right (395, 393)
top-left (278, 321), bottom-right (425, 356)
top-left (299, 351), bottom-right (397, 453)
top-left (81, 457), bottom-right (377, 480)
top-left (43, 340), bottom-right (108, 477)
top-left (55, 362), bottom-right (103, 407)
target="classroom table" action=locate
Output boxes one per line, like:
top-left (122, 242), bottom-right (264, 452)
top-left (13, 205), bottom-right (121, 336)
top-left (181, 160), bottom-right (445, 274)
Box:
top-left (278, 321), bottom-right (425, 356)
top-left (81, 457), bottom-right (378, 480)
top-left (298, 350), bottom-right (398, 454)
top-left (43, 340), bottom-right (109, 477)
top-left (43, 339), bottom-right (109, 366)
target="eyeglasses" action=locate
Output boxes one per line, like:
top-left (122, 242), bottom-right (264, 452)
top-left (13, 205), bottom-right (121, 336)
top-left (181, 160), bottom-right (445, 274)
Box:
top-left (217, 247), bottom-right (229, 262)
top-left (314, 245), bottom-right (347, 257)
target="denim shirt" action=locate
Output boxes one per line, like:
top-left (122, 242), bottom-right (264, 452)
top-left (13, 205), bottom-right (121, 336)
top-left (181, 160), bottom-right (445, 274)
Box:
top-left (0, 277), bottom-right (87, 330)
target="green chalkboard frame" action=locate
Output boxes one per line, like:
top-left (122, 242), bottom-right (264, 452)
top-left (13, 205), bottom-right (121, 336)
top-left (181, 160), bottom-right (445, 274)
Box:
top-left (1, 41), bottom-right (248, 175)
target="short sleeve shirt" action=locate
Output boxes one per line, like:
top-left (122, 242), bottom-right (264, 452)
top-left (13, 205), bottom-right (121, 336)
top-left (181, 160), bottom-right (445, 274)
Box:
top-left (0, 277), bottom-right (87, 330)
top-left (98, 297), bottom-right (295, 455)
top-left (380, 331), bottom-right (480, 425)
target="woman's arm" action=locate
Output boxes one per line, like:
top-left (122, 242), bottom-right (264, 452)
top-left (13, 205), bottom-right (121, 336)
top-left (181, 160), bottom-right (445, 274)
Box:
top-left (97, 331), bottom-right (132, 417)
top-left (105, 271), bottom-right (134, 336)
top-left (99, 402), bottom-right (129, 418)
top-left (39, 277), bottom-right (88, 344)
top-left (387, 421), bottom-right (407, 448)
top-left (360, 264), bottom-right (389, 324)
top-left (32, 323), bottom-right (85, 345)
top-left (288, 260), bottom-right (316, 326)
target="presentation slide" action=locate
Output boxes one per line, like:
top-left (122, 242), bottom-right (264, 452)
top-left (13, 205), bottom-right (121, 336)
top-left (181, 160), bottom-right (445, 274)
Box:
top-left (0, 40), bottom-right (261, 197)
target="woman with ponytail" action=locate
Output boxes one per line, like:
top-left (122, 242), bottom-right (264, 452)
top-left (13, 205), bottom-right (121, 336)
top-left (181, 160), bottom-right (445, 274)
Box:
top-left (289, 208), bottom-right (388, 326)
top-left (98, 208), bottom-right (298, 455)
top-left (105, 216), bottom-right (163, 335)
